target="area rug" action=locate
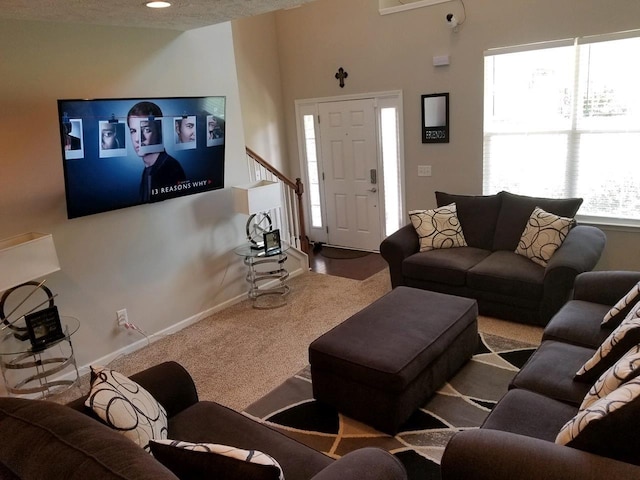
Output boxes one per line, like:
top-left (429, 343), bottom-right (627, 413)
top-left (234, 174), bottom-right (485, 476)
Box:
top-left (244, 332), bottom-right (536, 480)
top-left (318, 246), bottom-right (370, 259)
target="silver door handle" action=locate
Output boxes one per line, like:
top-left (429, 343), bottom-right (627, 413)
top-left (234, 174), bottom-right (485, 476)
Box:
top-left (368, 187), bottom-right (377, 193)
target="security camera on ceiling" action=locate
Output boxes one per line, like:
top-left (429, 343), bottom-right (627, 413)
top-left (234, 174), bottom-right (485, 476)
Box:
top-left (445, 13), bottom-right (458, 28)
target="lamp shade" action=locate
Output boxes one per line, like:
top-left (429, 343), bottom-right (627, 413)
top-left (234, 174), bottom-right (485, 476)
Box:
top-left (232, 180), bottom-right (282, 215)
top-left (0, 233), bottom-right (61, 293)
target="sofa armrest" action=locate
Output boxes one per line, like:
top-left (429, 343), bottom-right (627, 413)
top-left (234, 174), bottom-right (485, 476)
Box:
top-left (540, 225), bottom-right (606, 322)
top-left (545, 225), bottom-right (606, 273)
top-left (380, 224), bottom-right (419, 288)
top-left (67, 361), bottom-right (199, 419)
top-left (441, 430), bottom-right (640, 480)
top-left (310, 448), bottom-right (407, 480)
top-left (128, 361), bottom-right (199, 418)
top-left (573, 270), bottom-right (640, 305)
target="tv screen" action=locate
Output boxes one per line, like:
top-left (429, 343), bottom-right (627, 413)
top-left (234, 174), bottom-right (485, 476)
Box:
top-left (57, 96), bottom-right (226, 219)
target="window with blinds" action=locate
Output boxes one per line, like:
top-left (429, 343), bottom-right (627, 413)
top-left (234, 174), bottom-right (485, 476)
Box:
top-left (483, 31), bottom-right (640, 225)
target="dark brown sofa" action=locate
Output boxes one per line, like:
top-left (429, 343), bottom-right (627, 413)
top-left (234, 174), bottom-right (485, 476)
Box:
top-left (441, 271), bottom-right (640, 479)
top-left (0, 361), bottom-right (407, 480)
top-left (380, 191), bottom-right (606, 326)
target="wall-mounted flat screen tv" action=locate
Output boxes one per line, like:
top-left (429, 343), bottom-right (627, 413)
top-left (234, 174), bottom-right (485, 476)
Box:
top-left (57, 96), bottom-right (225, 219)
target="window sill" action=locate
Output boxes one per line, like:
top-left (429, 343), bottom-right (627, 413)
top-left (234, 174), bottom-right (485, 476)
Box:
top-left (577, 216), bottom-right (640, 233)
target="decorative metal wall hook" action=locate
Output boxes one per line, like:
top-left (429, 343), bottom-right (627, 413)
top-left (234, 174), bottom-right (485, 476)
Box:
top-left (335, 67), bottom-right (348, 88)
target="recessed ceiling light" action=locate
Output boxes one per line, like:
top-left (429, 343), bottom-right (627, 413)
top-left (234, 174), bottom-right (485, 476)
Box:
top-left (146, 1), bottom-right (171, 8)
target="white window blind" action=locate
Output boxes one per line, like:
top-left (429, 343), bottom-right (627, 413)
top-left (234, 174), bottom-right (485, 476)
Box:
top-left (483, 31), bottom-right (640, 225)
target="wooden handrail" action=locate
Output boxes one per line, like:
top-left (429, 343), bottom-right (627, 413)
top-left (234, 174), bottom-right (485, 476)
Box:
top-left (246, 147), bottom-right (298, 191)
top-left (245, 147), bottom-right (310, 255)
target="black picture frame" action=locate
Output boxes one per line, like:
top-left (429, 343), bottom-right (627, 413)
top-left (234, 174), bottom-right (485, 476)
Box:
top-left (263, 229), bottom-right (282, 256)
top-left (421, 93), bottom-right (449, 143)
top-left (25, 306), bottom-right (65, 350)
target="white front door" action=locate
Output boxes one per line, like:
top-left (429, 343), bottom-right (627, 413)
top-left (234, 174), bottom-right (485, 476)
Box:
top-left (319, 99), bottom-right (381, 251)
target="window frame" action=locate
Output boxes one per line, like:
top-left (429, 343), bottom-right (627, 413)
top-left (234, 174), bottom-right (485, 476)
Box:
top-left (483, 30), bottom-right (640, 228)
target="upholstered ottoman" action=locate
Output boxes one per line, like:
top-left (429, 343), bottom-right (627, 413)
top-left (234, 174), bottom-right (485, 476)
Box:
top-left (309, 286), bottom-right (478, 434)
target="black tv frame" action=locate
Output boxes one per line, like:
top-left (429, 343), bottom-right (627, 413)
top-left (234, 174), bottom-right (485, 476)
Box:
top-left (57, 96), bottom-right (226, 219)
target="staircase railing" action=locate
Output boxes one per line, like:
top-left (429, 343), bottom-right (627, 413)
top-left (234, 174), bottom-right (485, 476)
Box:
top-left (245, 147), bottom-right (310, 255)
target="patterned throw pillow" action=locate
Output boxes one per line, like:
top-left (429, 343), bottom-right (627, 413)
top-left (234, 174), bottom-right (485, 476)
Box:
top-left (85, 366), bottom-right (168, 450)
top-left (575, 302), bottom-right (640, 383)
top-left (580, 345), bottom-right (640, 410)
top-left (150, 439), bottom-right (284, 480)
top-left (602, 281), bottom-right (640, 328)
top-left (556, 376), bottom-right (640, 452)
top-left (515, 207), bottom-right (575, 267)
top-left (409, 203), bottom-right (467, 252)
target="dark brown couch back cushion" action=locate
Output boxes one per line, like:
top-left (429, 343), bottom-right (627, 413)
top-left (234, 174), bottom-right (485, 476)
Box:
top-left (0, 397), bottom-right (178, 480)
top-left (435, 191), bottom-right (502, 251)
top-left (492, 191), bottom-right (583, 252)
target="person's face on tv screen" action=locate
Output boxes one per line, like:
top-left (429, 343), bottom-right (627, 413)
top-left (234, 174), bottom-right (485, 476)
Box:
top-left (177, 117), bottom-right (196, 143)
top-left (129, 118), bottom-right (144, 157)
top-left (208, 118), bottom-right (218, 137)
top-left (140, 121), bottom-right (155, 146)
top-left (101, 124), bottom-right (118, 149)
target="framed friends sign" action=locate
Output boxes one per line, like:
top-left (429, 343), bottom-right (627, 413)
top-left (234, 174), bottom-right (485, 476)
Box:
top-left (421, 92), bottom-right (449, 143)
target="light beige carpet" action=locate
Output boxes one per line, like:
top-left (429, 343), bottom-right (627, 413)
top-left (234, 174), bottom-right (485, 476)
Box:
top-left (52, 269), bottom-right (543, 410)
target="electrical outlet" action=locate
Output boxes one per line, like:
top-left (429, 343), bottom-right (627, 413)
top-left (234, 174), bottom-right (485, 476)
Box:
top-left (418, 165), bottom-right (432, 177)
top-left (117, 309), bottom-right (128, 327)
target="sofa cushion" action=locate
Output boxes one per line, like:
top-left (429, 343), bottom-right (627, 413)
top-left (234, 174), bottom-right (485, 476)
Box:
top-left (150, 440), bottom-right (284, 480)
top-left (0, 397), bottom-right (178, 480)
top-left (581, 344), bottom-right (640, 410)
top-left (168, 401), bottom-right (333, 479)
top-left (492, 191), bottom-right (583, 252)
top-left (402, 247), bottom-right (491, 286)
top-left (0, 462), bottom-right (19, 480)
top-left (435, 191), bottom-right (501, 250)
top-left (467, 251), bottom-right (544, 301)
top-left (575, 302), bottom-right (640, 383)
top-left (482, 389), bottom-right (577, 443)
top-left (409, 203), bottom-right (467, 252)
top-left (556, 376), bottom-right (640, 465)
top-left (542, 300), bottom-right (613, 348)
top-left (602, 281), bottom-right (640, 328)
top-left (85, 366), bottom-right (168, 451)
top-left (510, 341), bottom-right (594, 406)
top-left (515, 207), bottom-right (575, 267)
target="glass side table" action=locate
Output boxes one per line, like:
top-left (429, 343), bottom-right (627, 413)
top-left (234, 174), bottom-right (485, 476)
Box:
top-left (0, 316), bottom-right (80, 398)
top-left (234, 243), bottom-right (291, 309)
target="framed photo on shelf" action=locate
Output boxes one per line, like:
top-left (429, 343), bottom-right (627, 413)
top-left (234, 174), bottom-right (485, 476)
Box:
top-left (263, 229), bottom-right (282, 256)
top-left (25, 306), bottom-right (65, 350)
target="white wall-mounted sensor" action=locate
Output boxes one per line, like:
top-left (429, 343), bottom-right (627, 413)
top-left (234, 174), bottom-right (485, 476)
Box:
top-left (433, 55), bottom-right (450, 67)
top-left (446, 13), bottom-right (458, 28)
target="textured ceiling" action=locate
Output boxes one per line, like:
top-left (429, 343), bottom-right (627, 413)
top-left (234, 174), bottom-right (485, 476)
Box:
top-left (0, 0), bottom-right (315, 31)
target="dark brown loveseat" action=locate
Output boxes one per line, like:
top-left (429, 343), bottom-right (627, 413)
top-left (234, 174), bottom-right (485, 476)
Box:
top-left (380, 191), bottom-right (606, 326)
top-left (441, 271), bottom-right (640, 479)
top-left (0, 361), bottom-right (407, 480)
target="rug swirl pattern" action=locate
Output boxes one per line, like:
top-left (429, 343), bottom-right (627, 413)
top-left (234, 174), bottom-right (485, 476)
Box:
top-left (244, 333), bottom-right (535, 479)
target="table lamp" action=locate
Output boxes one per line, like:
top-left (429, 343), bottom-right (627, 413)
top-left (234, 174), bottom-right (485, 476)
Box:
top-left (0, 233), bottom-right (61, 340)
top-left (233, 180), bottom-right (282, 248)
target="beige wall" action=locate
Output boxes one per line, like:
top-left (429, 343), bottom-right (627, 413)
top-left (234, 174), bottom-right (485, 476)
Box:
top-left (255, 0), bottom-right (640, 270)
top-left (232, 14), bottom-right (289, 171)
top-left (0, 20), bottom-right (253, 379)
